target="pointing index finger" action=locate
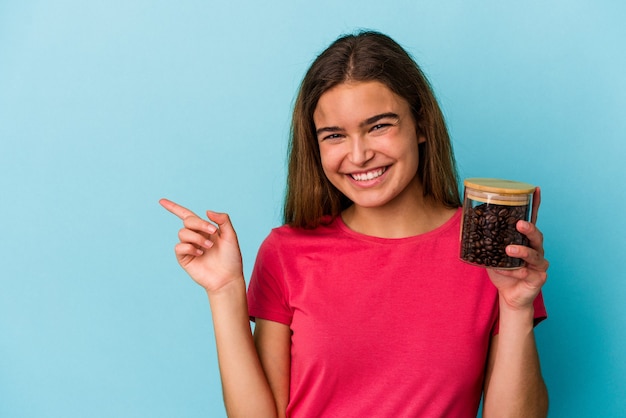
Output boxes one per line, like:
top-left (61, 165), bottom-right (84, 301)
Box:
top-left (159, 198), bottom-right (198, 220)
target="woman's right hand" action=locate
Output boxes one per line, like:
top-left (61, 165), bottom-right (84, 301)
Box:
top-left (159, 198), bottom-right (244, 293)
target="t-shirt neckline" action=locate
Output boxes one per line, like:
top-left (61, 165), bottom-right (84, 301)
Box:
top-left (332, 207), bottom-right (462, 244)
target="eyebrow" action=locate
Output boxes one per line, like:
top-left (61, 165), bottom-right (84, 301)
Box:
top-left (315, 112), bottom-right (400, 136)
top-left (362, 112), bottom-right (399, 126)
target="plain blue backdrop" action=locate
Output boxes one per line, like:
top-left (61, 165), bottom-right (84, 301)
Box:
top-left (1, 1), bottom-right (625, 417)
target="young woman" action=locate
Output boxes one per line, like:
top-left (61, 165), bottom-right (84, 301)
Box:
top-left (160, 31), bottom-right (549, 417)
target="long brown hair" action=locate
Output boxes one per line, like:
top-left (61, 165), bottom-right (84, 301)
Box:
top-left (284, 30), bottom-right (461, 228)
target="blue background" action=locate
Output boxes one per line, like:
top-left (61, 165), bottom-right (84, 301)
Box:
top-left (1, 1), bottom-right (625, 417)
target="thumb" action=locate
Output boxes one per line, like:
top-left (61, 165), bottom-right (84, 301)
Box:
top-left (531, 187), bottom-right (541, 225)
top-left (206, 210), bottom-right (237, 239)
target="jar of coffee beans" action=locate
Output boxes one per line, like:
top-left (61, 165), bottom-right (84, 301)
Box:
top-left (460, 178), bottom-right (535, 269)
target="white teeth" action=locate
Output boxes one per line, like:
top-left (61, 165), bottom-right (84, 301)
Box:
top-left (351, 168), bottom-right (386, 181)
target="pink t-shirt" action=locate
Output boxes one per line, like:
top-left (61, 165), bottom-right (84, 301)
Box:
top-left (248, 209), bottom-right (546, 417)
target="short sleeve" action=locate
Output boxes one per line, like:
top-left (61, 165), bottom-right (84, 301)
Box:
top-left (247, 232), bottom-right (293, 325)
top-left (532, 291), bottom-right (548, 326)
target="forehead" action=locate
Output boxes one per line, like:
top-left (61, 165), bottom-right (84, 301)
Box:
top-left (313, 81), bottom-right (408, 126)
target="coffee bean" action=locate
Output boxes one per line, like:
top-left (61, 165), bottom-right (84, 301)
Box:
top-left (460, 202), bottom-right (530, 269)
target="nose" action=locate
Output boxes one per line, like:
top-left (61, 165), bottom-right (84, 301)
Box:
top-left (348, 136), bottom-right (374, 166)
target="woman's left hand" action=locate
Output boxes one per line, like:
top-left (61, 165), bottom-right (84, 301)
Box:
top-left (487, 187), bottom-right (549, 310)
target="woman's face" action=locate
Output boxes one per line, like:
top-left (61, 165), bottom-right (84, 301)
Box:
top-left (313, 80), bottom-right (424, 211)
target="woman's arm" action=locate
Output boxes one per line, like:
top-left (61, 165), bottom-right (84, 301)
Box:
top-left (482, 188), bottom-right (549, 417)
top-left (208, 282), bottom-right (278, 417)
top-left (482, 303), bottom-right (548, 417)
top-left (254, 319), bottom-right (292, 418)
top-left (159, 199), bottom-right (278, 417)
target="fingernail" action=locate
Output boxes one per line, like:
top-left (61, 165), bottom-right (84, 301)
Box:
top-left (204, 240), bottom-right (213, 248)
top-left (508, 246), bottom-right (519, 254)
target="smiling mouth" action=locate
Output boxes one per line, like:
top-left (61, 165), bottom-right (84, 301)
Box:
top-left (350, 167), bottom-right (387, 181)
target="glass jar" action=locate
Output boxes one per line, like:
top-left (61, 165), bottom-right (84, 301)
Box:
top-left (460, 178), bottom-right (535, 269)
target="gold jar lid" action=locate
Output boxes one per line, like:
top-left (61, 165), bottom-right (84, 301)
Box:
top-left (464, 178), bottom-right (534, 206)
top-left (463, 178), bottom-right (535, 194)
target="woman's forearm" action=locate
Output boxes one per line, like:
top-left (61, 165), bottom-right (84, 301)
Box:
top-left (207, 279), bottom-right (277, 418)
top-left (482, 299), bottom-right (548, 418)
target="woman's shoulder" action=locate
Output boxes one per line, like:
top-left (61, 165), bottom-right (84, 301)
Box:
top-left (266, 216), bottom-right (340, 242)
top-left (254, 217), bottom-right (340, 265)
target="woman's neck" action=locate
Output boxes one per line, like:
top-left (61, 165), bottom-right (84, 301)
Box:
top-left (341, 195), bottom-right (457, 239)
